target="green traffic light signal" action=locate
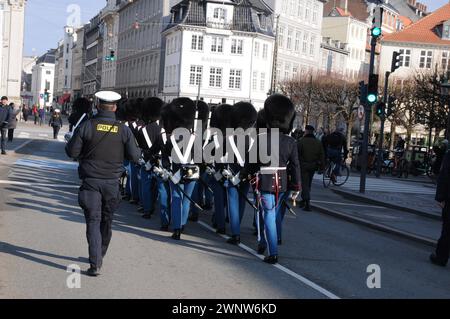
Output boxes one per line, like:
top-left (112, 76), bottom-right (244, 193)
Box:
top-left (367, 94), bottom-right (377, 104)
top-left (371, 27), bottom-right (382, 37)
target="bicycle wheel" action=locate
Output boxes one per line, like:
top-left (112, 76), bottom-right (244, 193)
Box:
top-left (323, 164), bottom-right (332, 188)
top-left (333, 164), bottom-right (350, 186)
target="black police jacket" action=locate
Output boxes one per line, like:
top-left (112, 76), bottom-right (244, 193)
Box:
top-left (245, 133), bottom-right (301, 193)
top-left (65, 110), bottom-right (141, 180)
top-left (436, 151), bottom-right (450, 203)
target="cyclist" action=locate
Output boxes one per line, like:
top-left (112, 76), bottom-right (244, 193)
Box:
top-left (323, 127), bottom-right (348, 182)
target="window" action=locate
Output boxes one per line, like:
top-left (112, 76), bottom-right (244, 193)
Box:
top-left (442, 52), bottom-right (450, 71)
top-left (295, 31), bottom-right (301, 52)
top-left (229, 69), bottom-right (242, 89)
top-left (298, 0), bottom-right (304, 18)
top-left (191, 35), bottom-right (204, 51)
top-left (254, 42), bottom-right (260, 57)
top-left (211, 37), bottom-right (224, 53)
top-left (213, 7), bottom-right (227, 20)
top-left (46, 70), bottom-right (51, 75)
top-left (252, 71), bottom-right (258, 90)
top-left (231, 39), bottom-right (243, 54)
top-left (312, 4), bottom-right (319, 24)
top-left (444, 25), bottom-right (450, 39)
top-left (260, 72), bottom-right (266, 91)
top-left (209, 67), bottom-right (222, 87)
top-left (419, 50), bottom-right (433, 69)
top-left (310, 35), bottom-right (316, 56)
top-left (189, 65), bottom-right (202, 86)
top-left (278, 26), bottom-right (285, 49)
top-left (65, 76), bottom-right (68, 86)
top-left (65, 59), bottom-right (69, 69)
top-left (285, 63), bottom-right (290, 79)
top-left (262, 44), bottom-right (268, 59)
top-left (399, 49), bottom-right (411, 67)
top-left (287, 29), bottom-right (293, 50)
top-left (302, 32), bottom-right (308, 54)
top-left (282, 0), bottom-right (288, 13)
top-left (305, 0), bottom-right (311, 21)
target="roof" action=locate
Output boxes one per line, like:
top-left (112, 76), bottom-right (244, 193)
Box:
top-left (383, 3), bottom-right (450, 45)
top-left (334, 7), bottom-right (352, 17)
top-left (389, 0), bottom-right (426, 23)
top-left (324, 0), bottom-right (370, 22)
top-left (398, 15), bottom-right (413, 27)
top-left (36, 49), bottom-right (56, 65)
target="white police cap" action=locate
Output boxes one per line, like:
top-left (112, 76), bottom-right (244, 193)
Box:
top-left (95, 91), bottom-right (121, 104)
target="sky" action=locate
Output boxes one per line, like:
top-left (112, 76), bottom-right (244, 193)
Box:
top-left (23, 0), bottom-right (450, 58)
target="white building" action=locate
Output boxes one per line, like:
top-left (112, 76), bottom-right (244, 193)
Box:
top-left (0, 0), bottom-right (26, 104)
top-left (322, 9), bottom-right (369, 80)
top-left (71, 26), bottom-right (85, 99)
top-left (265, 0), bottom-right (326, 84)
top-left (31, 50), bottom-right (56, 108)
top-left (21, 56), bottom-right (37, 106)
top-left (101, 0), bottom-right (126, 90)
top-left (380, 3), bottom-right (450, 81)
top-left (162, 0), bottom-right (275, 109)
top-left (320, 37), bottom-right (349, 78)
top-left (54, 27), bottom-right (77, 105)
top-left (116, 0), bottom-right (171, 98)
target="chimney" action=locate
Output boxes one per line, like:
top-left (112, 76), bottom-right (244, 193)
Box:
top-left (340, 0), bottom-right (348, 13)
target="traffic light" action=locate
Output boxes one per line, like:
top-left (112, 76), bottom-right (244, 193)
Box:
top-left (371, 7), bottom-right (383, 39)
top-left (387, 96), bottom-right (397, 117)
top-left (391, 51), bottom-right (401, 73)
top-left (44, 89), bottom-right (50, 102)
top-left (359, 81), bottom-right (368, 104)
top-left (105, 50), bottom-right (116, 61)
top-left (367, 74), bottom-right (379, 104)
top-left (375, 102), bottom-right (385, 117)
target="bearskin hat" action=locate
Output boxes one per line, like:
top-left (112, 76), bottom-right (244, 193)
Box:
top-left (125, 98), bottom-right (143, 120)
top-left (142, 97), bottom-right (164, 123)
top-left (210, 104), bottom-right (233, 133)
top-left (115, 98), bottom-right (128, 121)
top-left (256, 109), bottom-right (267, 131)
top-left (195, 100), bottom-right (210, 132)
top-left (164, 97), bottom-right (196, 133)
top-left (264, 94), bottom-right (295, 134)
top-left (232, 102), bottom-right (257, 130)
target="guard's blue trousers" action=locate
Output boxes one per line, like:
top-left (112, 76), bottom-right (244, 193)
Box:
top-left (129, 163), bottom-right (140, 201)
top-left (156, 177), bottom-right (171, 227)
top-left (258, 192), bottom-right (278, 257)
top-left (139, 167), bottom-right (153, 214)
top-left (191, 172), bottom-right (214, 216)
top-left (124, 161), bottom-right (131, 197)
top-left (225, 181), bottom-right (250, 236)
top-left (276, 192), bottom-right (288, 242)
top-left (212, 179), bottom-right (226, 230)
top-left (170, 181), bottom-right (195, 230)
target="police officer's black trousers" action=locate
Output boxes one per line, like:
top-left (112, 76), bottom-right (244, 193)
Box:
top-left (78, 178), bottom-right (121, 269)
top-left (0, 128), bottom-right (6, 151)
top-left (436, 203), bottom-right (450, 264)
top-left (300, 167), bottom-right (315, 202)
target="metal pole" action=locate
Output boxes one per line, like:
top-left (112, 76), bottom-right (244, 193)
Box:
top-left (360, 5), bottom-right (383, 194)
top-left (376, 71), bottom-right (390, 177)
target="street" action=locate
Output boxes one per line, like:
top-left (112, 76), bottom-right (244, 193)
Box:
top-left (1, 121), bottom-right (449, 299)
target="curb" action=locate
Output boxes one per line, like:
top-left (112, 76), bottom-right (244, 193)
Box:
top-left (330, 188), bottom-right (441, 221)
top-left (311, 203), bottom-right (437, 248)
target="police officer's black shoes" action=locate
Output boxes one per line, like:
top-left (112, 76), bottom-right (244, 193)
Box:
top-left (142, 213), bottom-right (151, 219)
top-left (86, 267), bottom-right (100, 277)
top-left (303, 201), bottom-right (312, 212)
top-left (1, 150), bottom-right (6, 155)
top-left (263, 255), bottom-right (278, 264)
top-left (430, 253), bottom-right (447, 267)
top-left (216, 228), bottom-right (226, 235)
top-left (227, 235), bottom-right (240, 245)
top-left (171, 229), bottom-right (181, 240)
top-left (257, 245), bottom-right (266, 255)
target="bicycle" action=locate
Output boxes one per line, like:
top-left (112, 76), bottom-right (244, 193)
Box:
top-left (323, 159), bottom-right (350, 188)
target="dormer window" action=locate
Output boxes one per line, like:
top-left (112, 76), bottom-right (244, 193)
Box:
top-left (213, 8), bottom-right (227, 20)
top-left (443, 21), bottom-right (450, 40)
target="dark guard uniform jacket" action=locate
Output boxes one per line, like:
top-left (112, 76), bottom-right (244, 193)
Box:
top-left (65, 110), bottom-right (141, 179)
top-left (136, 121), bottom-right (164, 165)
top-left (436, 151), bottom-right (450, 202)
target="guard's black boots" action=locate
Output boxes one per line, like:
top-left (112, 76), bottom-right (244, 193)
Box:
top-left (1, 150), bottom-right (6, 155)
top-left (430, 253), bottom-right (447, 267)
top-left (86, 267), bottom-right (100, 277)
top-left (129, 199), bottom-right (139, 205)
top-left (263, 255), bottom-right (278, 264)
top-left (257, 245), bottom-right (266, 255)
top-left (303, 201), bottom-right (312, 212)
top-left (171, 229), bottom-right (181, 240)
top-left (137, 206), bottom-right (144, 213)
top-left (216, 228), bottom-right (226, 235)
top-left (277, 239), bottom-right (282, 245)
top-left (299, 200), bottom-right (306, 208)
top-left (227, 235), bottom-right (240, 245)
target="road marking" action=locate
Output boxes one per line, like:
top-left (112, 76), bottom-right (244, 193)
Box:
top-left (197, 220), bottom-right (340, 299)
top-left (14, 158), bottom-right (78, 170)
top-left (311, 200), bottom-right (384, 209)
top-left (13, 140), bottom-right (33, 152)
top-left (0, 180), bottom-right (79, 188)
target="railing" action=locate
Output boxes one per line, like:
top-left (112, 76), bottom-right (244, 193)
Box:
top-left (206, 19), bottom-right (232, 30)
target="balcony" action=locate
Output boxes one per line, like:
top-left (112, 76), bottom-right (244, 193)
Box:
top-left (206, 19), bottom-right (232, 30)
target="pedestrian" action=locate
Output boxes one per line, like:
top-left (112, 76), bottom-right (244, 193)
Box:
top-left (22, 104), bottom-right (30, 122)
top-left (298, 125), bottom-right (325, 211)
top-left (38, 108), bottom-right (45, 126)
top-left (65, 91), bottom-right (140, 277)
top-left (0, 96), bottom-right (10, 155)
top-left (49, 109), bottom-right (63, 139)
top-left (7, 103), bottom-right (19, 142)
top-left (430, 149), bottom-right (450, 267)
top-left (32, 104), bottom-right (38, 125)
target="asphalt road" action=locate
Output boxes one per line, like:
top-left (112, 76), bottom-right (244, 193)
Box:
top-left (1, 121), bottom-right (449, 299)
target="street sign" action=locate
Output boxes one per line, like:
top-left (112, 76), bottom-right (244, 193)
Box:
top-left (358, 105), bottom-right (365, 120)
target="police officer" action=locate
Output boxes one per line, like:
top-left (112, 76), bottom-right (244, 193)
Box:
top-left (66, 91), bottom-right (140, 276)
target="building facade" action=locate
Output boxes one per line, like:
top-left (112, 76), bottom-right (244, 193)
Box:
top-left (31, 49), bottom-right (56, 108)
top-left (116, 0), bottom-right (171, 98)
top-left (71, 27), bottom-right (85, 100)
top-left (21, 55), bottom-right (37, 106)
top-left (0, 0), bottom-right (26, 104)
top-left (320, 37), bottom-right (349, 77)
top-left (83, 14), bottom-right (102, 97)
top-left (162, 0), bottom-right (275, 108)
top-left (265, 0), bottom-right (326, 84)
